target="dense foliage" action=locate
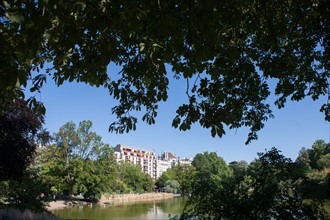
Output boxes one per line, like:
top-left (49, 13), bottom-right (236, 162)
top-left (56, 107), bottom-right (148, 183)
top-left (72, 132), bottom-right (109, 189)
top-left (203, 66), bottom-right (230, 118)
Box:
top-left (156, 164), bottom-right (195, 195)
top-left (1, 119), bottom-right (154, 212)
top-left (38, 120), bottom-right (153, 201)
top-left (0, 169), bottom-right (48, 213)
top-left (115, 162), bottom-right (154, 194)
top-left (0, 99), bottom-right (50, 180)
top-left (0, 98), bottom-right (50, 212)
top-left (1, 1), bottom-right (329, 143)
top-left (295, 140), bottom-right (330, 200)
top-left (175, 144), bottom-right (330, 220)
top-left (186, 152), bottom-right (232, 218)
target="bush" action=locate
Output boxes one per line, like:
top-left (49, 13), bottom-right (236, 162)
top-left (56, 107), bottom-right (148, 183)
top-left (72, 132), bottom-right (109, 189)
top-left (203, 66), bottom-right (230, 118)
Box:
top-left (165, 180), bottom-right (180, 194)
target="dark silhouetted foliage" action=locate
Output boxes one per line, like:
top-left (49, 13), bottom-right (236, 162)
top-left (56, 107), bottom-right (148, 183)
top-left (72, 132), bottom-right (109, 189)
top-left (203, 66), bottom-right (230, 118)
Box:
top-left (0, 99), bottom-right (49, 181)
top-left (179, 148), bottom-right (329, 220)
top-left (1, 1), bottom-right (329, 143)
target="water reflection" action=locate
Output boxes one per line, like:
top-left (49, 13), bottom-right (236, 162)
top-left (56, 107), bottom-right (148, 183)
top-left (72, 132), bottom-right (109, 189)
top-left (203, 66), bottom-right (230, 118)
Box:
top-left (52, 197), bottom-right (185, 220)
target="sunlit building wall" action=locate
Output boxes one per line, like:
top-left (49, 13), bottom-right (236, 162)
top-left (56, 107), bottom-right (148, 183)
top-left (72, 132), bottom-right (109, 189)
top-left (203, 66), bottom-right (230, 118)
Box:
top-left (114, 144), bottom-right (158, 179)
top-left (114, 144), bottom-right (193, 179)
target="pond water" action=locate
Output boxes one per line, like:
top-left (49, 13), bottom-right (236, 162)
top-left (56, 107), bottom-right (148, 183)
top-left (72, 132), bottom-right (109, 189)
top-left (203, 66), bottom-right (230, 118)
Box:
top-left (51, 197), bottom-right (185, 220)
top-left (52, 198), bottom-right (330, 220)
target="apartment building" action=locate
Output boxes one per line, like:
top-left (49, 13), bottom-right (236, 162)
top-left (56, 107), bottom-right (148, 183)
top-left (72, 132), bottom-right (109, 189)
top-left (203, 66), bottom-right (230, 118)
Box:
top-left (114, 144), bottom-right (158, 179)
top-left (114, 144), bottom-right (192, 179)
top-left (156, 151), bottom-right (176, 178)
top-left (178, 157), bottom-right (193, 166)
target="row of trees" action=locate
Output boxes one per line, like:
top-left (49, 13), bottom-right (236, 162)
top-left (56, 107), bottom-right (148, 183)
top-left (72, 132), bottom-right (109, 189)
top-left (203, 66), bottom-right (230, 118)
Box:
top-left (0, 99), bottom-right (153, 212)
top-left (1, 118), bottom-right (154, 211)
top-left (36, 120), bottom-right (153, 201)
top-left (157, 142), bottom-right (330, 219)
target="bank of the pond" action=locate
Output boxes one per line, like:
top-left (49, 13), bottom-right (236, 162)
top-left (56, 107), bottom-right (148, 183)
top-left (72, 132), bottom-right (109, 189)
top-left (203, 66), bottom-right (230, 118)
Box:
top-left (47, 193), bottom-right (180, 211)
top-left (100, 192), bottom-right (180, 205)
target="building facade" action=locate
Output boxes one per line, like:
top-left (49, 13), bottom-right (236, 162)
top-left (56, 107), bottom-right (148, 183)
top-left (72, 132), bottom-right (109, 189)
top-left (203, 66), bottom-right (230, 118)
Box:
top-left (114, 144), bottom-right (158, 179)
top-left (114, 144), bottom-right (192, 179)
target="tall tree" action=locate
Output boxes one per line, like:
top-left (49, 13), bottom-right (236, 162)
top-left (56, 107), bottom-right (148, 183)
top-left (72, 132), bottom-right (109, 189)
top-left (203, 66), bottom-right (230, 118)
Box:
top-left (73, 144), bottom-right (117, 200)
top-left (52, 120), bottom-right (112, 197)
top-left (184, 152), bottom-right (231, 218)
top-left (0, 99), bottom-right (49, 180)
top-left (53, 121), bottom-right (79, 196)
top-left (295, 140), bottom-right (330, 199)
top-left (171, 164), bottom-right (195, 195)
top-left (1, 1), bottom-right (329, 143)
top-left (0, 98), bottom-right (50, 212)
top-left (309, 140), bottom-right (328, 170)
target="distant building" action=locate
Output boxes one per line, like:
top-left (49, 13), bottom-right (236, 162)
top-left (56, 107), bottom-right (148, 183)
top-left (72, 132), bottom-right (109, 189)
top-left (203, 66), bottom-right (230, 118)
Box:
top-left (114, 144), bottom-right (158, 179)
top-left (114, 144), bottom-right (193, 179)
top-left (161, 152), bottom-right (177, 161)
top-left (157, 152), bottom-right (177, 178)
top-left (178, 157), bottom-right (193, 166)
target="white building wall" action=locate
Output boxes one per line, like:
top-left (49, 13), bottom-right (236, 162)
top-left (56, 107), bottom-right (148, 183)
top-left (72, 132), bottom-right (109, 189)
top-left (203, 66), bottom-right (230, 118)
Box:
top-left (114, 144), bottom-right (158, 179)
top-left (156, 159), bottom-right (172, 178)
top-left (114, 145), bottom-right (192, 179)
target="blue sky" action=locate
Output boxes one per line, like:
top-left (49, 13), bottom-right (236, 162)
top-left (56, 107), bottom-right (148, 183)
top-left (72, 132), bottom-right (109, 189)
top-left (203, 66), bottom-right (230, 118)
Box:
top-left (29, 66), bottom-right (329, 163)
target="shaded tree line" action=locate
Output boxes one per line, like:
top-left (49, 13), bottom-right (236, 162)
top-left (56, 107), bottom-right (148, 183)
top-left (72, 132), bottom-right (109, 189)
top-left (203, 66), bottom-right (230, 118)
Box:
top-left (158, 143), bottom-right (330, 219)
top-left (0, 100), bottom-right (153, 212)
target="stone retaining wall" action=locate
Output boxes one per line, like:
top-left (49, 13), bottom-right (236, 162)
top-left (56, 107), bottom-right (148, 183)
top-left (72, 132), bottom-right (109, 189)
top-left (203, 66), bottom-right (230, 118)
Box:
top-left (99, 193), bottom-right (179, 205)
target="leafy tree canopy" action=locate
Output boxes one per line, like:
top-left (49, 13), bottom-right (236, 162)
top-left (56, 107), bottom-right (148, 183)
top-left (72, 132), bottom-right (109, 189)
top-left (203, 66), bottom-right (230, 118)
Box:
top-left (50, 120), bottom-right (115, 198)
top-left (116, 162), bottom-right (154, 193)
top-left (1, 0), bottom-right (329, 143)
top-left (187, 152), bottom-right (231, 217)
top-left (0, 98), bottom-right (49, 180)
top-left (180, 148), bottom-right (329, 220)
top-left (296, 139), bottom-right (330, 170)
top-left (228, 160), bottom-right (248, 178)
top-left (156, 164), bottom-right (195, 195)
top-left (295, 140), bottom-right (330, 199)
top-left (164, 180), bottom-right (180, 194)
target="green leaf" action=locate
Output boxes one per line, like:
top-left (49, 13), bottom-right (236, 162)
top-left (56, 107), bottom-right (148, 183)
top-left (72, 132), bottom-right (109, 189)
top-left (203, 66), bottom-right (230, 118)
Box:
top-left (139, 43), bottom-right (145, 52)
top-left (8, 12), bottom-right (24, 24)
